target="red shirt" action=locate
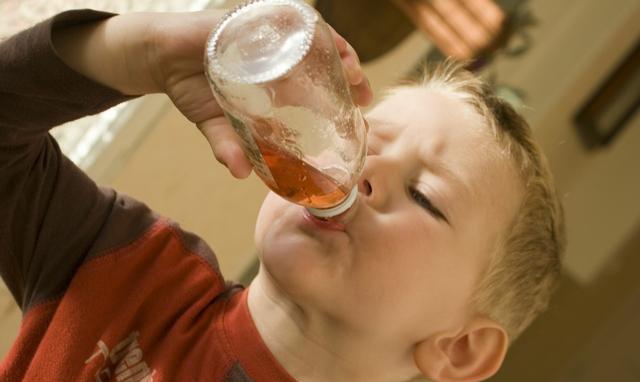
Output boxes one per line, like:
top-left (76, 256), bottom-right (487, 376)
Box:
top-left (0, 10), bottom-right (296, 382)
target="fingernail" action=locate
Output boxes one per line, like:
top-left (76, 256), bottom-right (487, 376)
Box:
top-left (348, 67), bottom-right (363, 85)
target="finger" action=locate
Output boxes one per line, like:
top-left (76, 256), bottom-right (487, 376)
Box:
top-left (197, 117), bottom-right (253, 179)
top-left (352, 76), bottom-right (373, 106)
top-left (328, 25), bottom-right (348, 53)
top-left (340, 42), bottom-right (372, 104)
top-left (219, 142), bottom-right (253, 179)
top-left (326, 25), bottom-right (372, 105)
top-left (342, 44), bottom-right (364, 86)
top-left (328, 26), bottom-right (364, 84)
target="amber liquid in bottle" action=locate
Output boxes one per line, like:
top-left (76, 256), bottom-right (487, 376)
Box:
top-left (254, 138), bottom-right (351, 209)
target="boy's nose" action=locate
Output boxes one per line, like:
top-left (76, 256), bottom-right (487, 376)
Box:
top-left (357, 163), bottom-right (391, 209)
top-left (358, 178), bottom-right (372, 196)
top-left (357, 173), bottom-right (389, 210)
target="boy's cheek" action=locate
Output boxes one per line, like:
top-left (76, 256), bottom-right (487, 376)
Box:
top-left (254, 192), bottom-right (292, 246)
top-left (254, 193), bottom-right (275, 246)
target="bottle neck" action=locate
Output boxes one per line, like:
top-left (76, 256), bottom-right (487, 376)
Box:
top-left (306, 186), bottom-right (358, 219)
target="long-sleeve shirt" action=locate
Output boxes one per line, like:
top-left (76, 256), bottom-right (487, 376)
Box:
top-left (0, 9), bottom-right (295, 382)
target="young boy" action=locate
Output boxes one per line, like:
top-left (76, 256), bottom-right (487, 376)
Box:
top-left (0, 8), bottom-right (564, 382)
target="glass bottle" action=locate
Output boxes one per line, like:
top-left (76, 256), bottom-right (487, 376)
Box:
top-left (205, 0), bottom-right (367, 219)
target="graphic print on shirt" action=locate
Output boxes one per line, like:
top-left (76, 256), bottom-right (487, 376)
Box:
top-left (84, 330), bottom-right (155, 382)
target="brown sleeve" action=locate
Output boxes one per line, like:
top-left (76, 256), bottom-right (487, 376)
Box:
top-left (0, 10), bottom-right (137, 309)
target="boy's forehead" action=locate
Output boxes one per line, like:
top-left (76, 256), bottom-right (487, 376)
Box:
top-left (366, 86), bottom-right (483, 141)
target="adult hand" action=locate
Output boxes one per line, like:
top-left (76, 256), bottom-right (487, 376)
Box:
top-left (147, 11), bottom-right (372, 179)
top-left (54, 10), bottom-right (372, 179)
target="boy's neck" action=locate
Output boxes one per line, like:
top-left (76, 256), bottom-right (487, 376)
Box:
top-left (247, 269), bottom-right (420, 382)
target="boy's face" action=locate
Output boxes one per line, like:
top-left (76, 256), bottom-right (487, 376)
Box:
top-left (254, 87), bottom-right (522, 342)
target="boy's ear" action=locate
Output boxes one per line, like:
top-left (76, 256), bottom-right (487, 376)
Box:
top-left (413, 318), bottom-right (508, 382)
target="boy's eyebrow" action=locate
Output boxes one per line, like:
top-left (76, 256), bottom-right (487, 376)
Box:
top-left (420, 155), bottom-right (471, 204)
top-left (369, 117), bottom-right (471, 199)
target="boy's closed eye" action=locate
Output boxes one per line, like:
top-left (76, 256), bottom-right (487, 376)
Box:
top-left (408, 186), bottom-right (449, 224)
top-left (366, 146), bottom-right (449, 224)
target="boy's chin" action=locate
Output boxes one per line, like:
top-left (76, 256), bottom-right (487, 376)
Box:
top-left (260, 238), bottom-right (320, 281)
top-left (258, 238), bottom-right (344, 302)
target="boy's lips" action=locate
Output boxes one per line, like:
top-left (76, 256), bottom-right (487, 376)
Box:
top-left (302, 209), bottom-right (346, 232)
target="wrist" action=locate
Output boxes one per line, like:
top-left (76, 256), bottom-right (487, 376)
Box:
top-left (144, 10), bottom-right (226, 94)
top-left (52, 12), bottom-right (160, 96)
top-left (108, 12), bottom-right (162, 95)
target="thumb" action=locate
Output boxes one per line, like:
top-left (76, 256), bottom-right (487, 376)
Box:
top-left (197, 117), bottom-right (253, 179)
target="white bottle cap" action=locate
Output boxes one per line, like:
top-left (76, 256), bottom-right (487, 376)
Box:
top-left (306, 186), bottom-right (358, 219)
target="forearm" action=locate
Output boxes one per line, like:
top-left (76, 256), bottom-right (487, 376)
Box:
top-left (0, 10), bottom-right (136, 136)
top-left (52, 12), bottom-right (160, 96)
top-left (0, 10), bottom-right (135, 306)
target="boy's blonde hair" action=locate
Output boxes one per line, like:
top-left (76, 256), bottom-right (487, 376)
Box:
top-left (408, 61), bottom-right (565, 341)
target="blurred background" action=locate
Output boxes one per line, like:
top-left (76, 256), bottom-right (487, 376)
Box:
top-left (1, 0), bottom-right (639, 380)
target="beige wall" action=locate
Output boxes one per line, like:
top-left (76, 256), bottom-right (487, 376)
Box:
top-left (491, 222), bottom-right (640, 381)
top-left (488, 0), bottom-right (640, 283)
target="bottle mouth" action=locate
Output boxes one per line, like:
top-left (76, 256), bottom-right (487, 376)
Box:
top-left (306, 186), bottom-right (358, 219)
